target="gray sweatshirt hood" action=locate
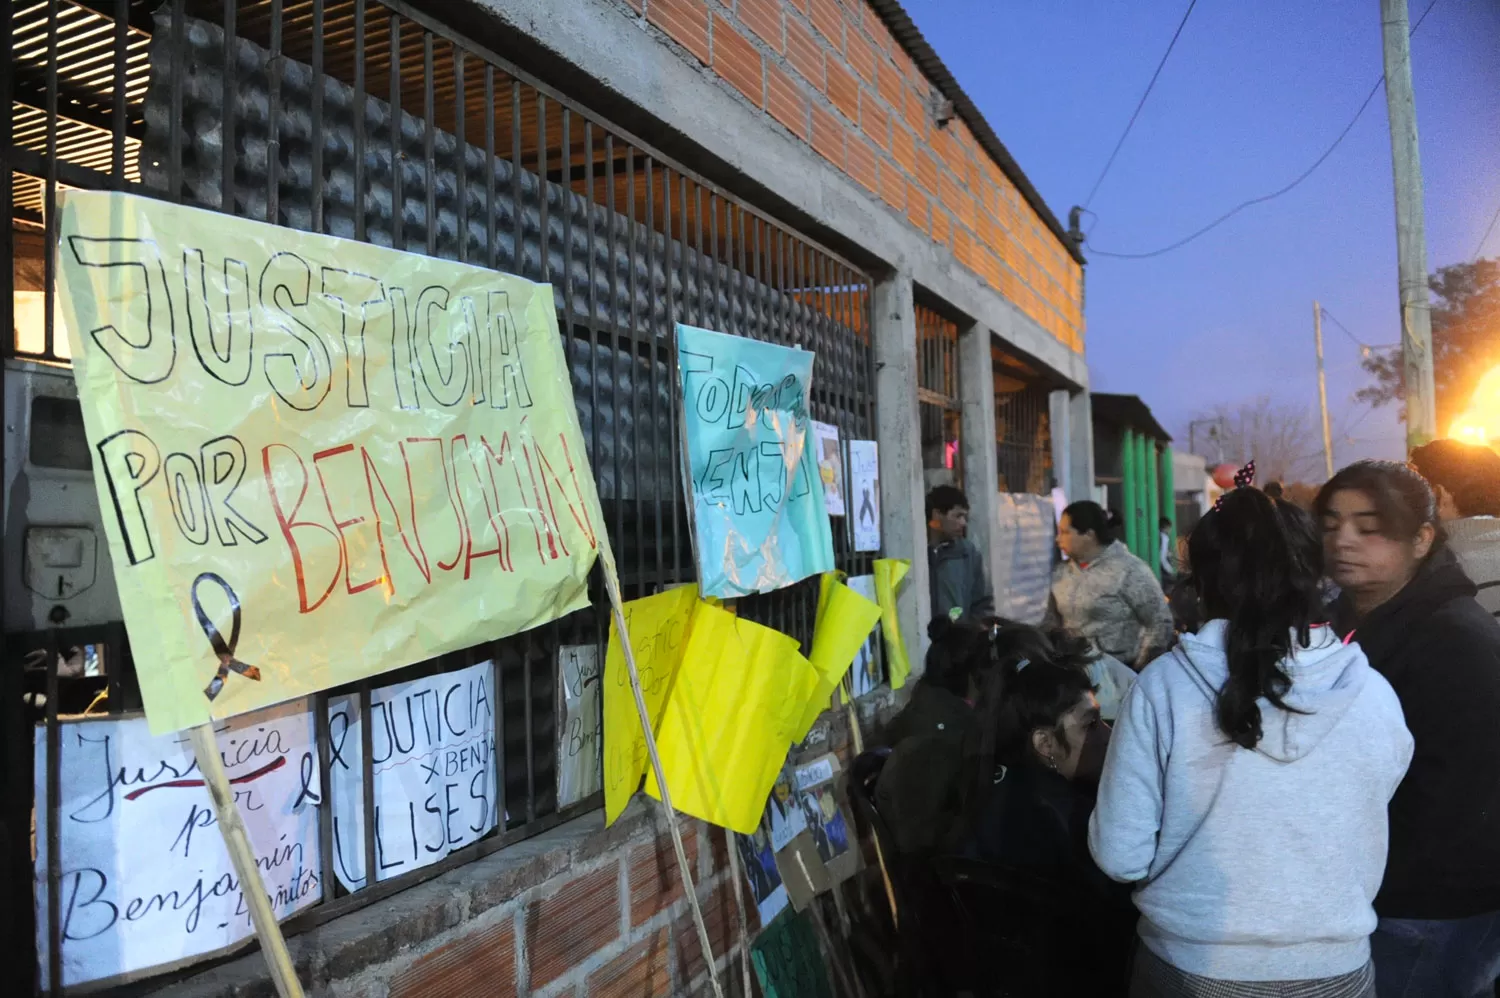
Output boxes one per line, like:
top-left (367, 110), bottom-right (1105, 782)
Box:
top-left (1172, 621), bottom-right (1368, 763)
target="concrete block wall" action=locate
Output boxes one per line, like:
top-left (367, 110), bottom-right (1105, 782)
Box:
top-left (622, 0), bottom-right (1085, 354)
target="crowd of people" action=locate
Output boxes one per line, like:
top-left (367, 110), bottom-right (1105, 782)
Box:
top-left (875, 443), bottom-right (1500, 998)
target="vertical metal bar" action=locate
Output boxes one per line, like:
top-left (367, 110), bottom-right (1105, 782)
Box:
top-left (43, 0), bottom-right (58, 361)
top-left (169, 0), bottom-right (185, 204)
top-left (359, 684), bottom-right (377, 891)
top-left (113, 0), bottom-right (129, 187)
top-left (663, 169), bottom-right (681, 585)
top-left (511, 81), bottom-right (521, 275)
top-left (45, 635), bottom-right (61, 997)
top-left (310, 0), bottom-right (325, 231)
top-left (0, 0), bottom-right (14, 366)
top-left (423, 32), bottom-right (435, 257)
top-left (389, 14), bottom-right (402, 249)
top-left (220, 0), bottom-right (237, 209)
top-left (709, 194), bottom-right (721, 332)
top-left (606, 135), bottom-right (623, 568)
top-left (735, 205), bottom-right (748, 342)
top-left (537, 94), bottom-right (549, 283)
top-left (560, 108), bottom-right (571, 320)
top-left (626, 147), bottom-right (642, 557)
top-left (694, 184), bottom-right (705, 328)
top-left (454, 46), bottom-right (467, 264)
top-left (353, 0), bottom-right (367, 242)
top-left (491, 656), bottom-right (505, 829)
top-left (313, 692), bottom-right (336, 899)
top-left (584, 120), bottom-right (600, 477)
top-left (646, 160), bottom-right (664, 589)
top-left (266, 0), bottom-right (282, 222)
top-left (522, 634), bottom-right (536, 823)
top-left (484, 65), bottom-right (495, 268)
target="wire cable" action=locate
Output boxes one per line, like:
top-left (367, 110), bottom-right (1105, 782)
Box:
top-left (1082, 0), bottom-right (1199, 210)
top-left (1084, 0), bottom-right (1441, 260)
top-left (1320, 304), bottom-right (1399, 356)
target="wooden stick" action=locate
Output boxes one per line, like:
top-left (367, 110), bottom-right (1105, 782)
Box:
top-left (842, 679), bottom-right (899, 929)
top-left (187, 723), bottom-right (305, 998)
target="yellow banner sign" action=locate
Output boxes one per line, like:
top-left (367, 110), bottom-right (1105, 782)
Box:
top-left (56, 192), bottom-right (609, 734)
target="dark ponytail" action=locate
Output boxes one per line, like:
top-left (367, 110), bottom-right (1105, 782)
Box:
top-left (923, 615), bottom-right (993, 697)
top-left (1188, 488), bottom-right (1321, 749)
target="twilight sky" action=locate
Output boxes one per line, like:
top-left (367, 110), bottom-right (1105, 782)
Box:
top-left (905, 0), bottom-right (1500, 465)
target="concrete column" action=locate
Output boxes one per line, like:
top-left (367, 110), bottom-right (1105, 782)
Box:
top-left (873, 273), bottom-right (931, 680)
top-left (959, 322), bottom-right (1001, 607)
top-left (1066, 390), bottom-right (1095, 503)
top-left (1049, 390), bottom-right (1071, 498)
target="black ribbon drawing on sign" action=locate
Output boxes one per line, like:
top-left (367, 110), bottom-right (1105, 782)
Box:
top-left (193, 572), bottom-right (262, 701)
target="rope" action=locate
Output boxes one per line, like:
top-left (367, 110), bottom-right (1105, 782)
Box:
top-left (601, 567), bottom-right (724, 998)
top-left (724, 823), bottom-right (755, 998)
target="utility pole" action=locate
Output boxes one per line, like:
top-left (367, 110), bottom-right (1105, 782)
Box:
top-left (1314, 302), bottom-right (1335, 479)
top-left (1379, 0), bottom-right (1438, 450)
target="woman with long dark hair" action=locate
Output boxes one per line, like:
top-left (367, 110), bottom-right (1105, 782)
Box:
top-left (881, 615), bottom-right (992, 748)
top-left (1318, 461), bottom-right (1500, 998)
top-left (1090, 482), bottom-right (1412, 998)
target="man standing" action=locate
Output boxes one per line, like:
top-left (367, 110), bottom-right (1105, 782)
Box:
top-left (926, 486), bottom-right (995, 622)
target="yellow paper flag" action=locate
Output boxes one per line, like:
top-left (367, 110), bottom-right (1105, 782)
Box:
top-left (874, 559), bottom-right (913, 689)
top-left (795, 573), bottom-right (883, 738)
top-left (603, 585), bottom-right (699, 825)
top-left (645, 603), bottom-right (814, 834)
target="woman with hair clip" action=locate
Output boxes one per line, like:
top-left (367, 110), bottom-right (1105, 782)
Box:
top-left (1319, 461), bottom-right (1500, 997)
top-left (1090, 476), bottom-right (1413, 998)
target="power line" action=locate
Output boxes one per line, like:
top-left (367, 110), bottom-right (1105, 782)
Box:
top-left (1473, 198), bottom-right (1500, 263)
top-left (1083, 0), bottom-right (1441, 260)
top-left (1319, 304), bottom-right (1398, 357)
top-left (1082, 0), bottom-right (1199, 210)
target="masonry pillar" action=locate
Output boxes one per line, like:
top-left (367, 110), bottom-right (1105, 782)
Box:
top-left (873, 273), bottom-right (931, 680)
top-left (1049, 389), bottom-right (1072, 498)
top-left (958, 322), bottom-right (1001, 608)
top-left (1064, 390), bottom-right (1095, 503)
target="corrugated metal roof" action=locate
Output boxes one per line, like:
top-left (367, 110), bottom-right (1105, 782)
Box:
top-left (865, 0), bottom-right (1085, 266)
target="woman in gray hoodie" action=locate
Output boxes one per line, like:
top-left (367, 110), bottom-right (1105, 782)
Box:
top-left (1089, 487), bottom-right (1413, 998)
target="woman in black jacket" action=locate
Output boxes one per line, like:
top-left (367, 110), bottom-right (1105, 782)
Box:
top-left (1318, 461), bottom-right (1500, 998)
top-left (880, 615), bottom-right (992, 749)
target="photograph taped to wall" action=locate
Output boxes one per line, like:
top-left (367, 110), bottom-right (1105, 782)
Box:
top-left (557, 643), bottom-right (603, 807)
top-left (811, 420), bottom-right (845, 517)
top-left (849, 440), bottom-right (880, 552)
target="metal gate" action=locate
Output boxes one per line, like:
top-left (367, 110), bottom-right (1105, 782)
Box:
top-left (3, 0), bottom-right (877, 991)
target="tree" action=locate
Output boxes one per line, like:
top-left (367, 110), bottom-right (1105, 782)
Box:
top-left (1358, 258), bottom-right (1500, 431)
top-left (1179, 398), bottom-right (1324, 485)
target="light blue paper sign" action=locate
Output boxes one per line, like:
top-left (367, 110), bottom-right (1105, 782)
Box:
top-left (677, 324), bottom-right (835, 598)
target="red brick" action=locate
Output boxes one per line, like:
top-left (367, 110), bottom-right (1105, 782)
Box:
top-left (906, 180), bottom-right (929, 234)
top-left (766, 61), bottom-right (809, 139)
top-left (877, 160), bottom-right (904, 212)
top-left (785, 15), bottom-right (824, 89)
top-left (810, 103), bottom-right (844, 166)
top-left (527, 866), bottom-right (621, 988)
top-left (915, 148), bottom-right (939, 194)
top-left (629, 830), bottom-right (700, 926)
top-left (622, 0), bottom-right (643, 10)
top-left (825, 58), bottom-right (859, 121)
top-left (904, 84), bottom-right (929, 133)
top-left (587, 928), bottom-right (672, 998)
top-left (648, 0), bottom-right (710, 64)
top-left (786, 0), bottom-right (807, 11)
top-left (845, 29), bottom-right (876, 84)
top-left (890, 122), bottom-right (916, 176)
top-left (877, 58), bottom-right (905, 111)
top-left (736, 0), bottom-right (783, 51)
top-left (808, 0), bottom-right (843, 48)
top-left (675, 883), bottom-right (742, 987)
top-left (712, 16), bottom-right (765, 107)
top-left (389, 920), bottom-right (515, 998)
top-left (859, 89), bottom-right (889, 149)
top-left (705, 827), bottom-right (730, 874)
top-left (846, 133), bottom-right (877, 192)
top-left (932, 206), bottom-right (952, 247)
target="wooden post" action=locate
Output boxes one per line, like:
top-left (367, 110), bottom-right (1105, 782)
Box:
top-left (186, 724), bottom-right (305, 998)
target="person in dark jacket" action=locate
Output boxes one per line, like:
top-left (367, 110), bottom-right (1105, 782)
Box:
top-left (927, 485), bottom-right (995, 622)
top-left (882, 615), bottom-right (992, 750)
top-left (1318, 460), bottom-right (1500, 998)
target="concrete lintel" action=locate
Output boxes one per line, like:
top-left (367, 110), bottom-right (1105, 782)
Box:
top-left (873, 273), bottom-right (930, 679)
top-left (456, 0), bottom-right (1087, 390)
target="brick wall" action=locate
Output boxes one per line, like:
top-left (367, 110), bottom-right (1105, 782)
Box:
top-left (627, 0), bottom-right (1085, 352)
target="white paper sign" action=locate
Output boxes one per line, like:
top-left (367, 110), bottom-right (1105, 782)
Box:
top-left (328, 661), bottom-right (498, 892)
top-left (849, 440), bottom-right (881, 552)
top-left (845, 574), bottom-right (882, 696)
top-left (34, 701), bottom-right (322, 990)
top-left (812, 421), bottom-right (846, 517)
top-left (557, 644), bottom-right (602, 807)
top-left (994, 493), bottom-right (1057, 625)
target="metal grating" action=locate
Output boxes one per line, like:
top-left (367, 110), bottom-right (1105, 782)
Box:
top-left (3, 1), bottom-right (879, 993)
